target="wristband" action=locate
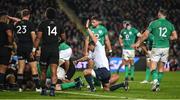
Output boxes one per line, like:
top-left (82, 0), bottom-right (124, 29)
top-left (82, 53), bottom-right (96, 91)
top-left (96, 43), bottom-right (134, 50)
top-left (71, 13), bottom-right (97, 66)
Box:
top-left (32, 47), bottom-right (36, 52)
top-left (109, 50), bottom-right (112, 53)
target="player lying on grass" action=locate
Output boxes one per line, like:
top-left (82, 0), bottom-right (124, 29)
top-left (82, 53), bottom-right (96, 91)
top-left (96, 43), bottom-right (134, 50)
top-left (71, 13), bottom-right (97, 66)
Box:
top-left (55, 64), bottom-right (83, 91)
top-left (37, 60), bottom-right (83, 91)
top-left (73, 19), bottom-right (128, 92)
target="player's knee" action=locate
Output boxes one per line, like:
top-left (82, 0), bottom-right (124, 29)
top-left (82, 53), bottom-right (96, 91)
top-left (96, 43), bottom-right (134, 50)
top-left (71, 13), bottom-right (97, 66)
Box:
top-left (83, 70), bottom-right (87, 76)
top-left (112, 74), bottom-right (119, 81)
top-left (83, 69), bottom-right (91, 76)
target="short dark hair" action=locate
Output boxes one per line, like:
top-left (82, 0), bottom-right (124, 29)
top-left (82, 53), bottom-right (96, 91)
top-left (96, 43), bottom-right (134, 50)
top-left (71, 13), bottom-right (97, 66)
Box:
top-left (89, 41), bottom-right (95, 46)
top-left (123, 20), bottom-right (131, 24)
top-left (46, 7), bottom-right (56, 19)
top-left (159, 8), bottom-right (167, 16)
top-left (21, 9), bottom-right (30, 17)
top-left (90, 15), bottom-right (101, 21)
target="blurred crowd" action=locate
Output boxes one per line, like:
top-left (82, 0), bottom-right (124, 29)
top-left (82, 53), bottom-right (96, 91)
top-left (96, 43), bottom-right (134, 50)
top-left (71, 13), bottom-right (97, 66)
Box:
top-left (66, 0), bottom-right (180, 68)
top-left (0, 0), bottom-right (179, 68)
top-left (0, 0), bottom-right (84, 59)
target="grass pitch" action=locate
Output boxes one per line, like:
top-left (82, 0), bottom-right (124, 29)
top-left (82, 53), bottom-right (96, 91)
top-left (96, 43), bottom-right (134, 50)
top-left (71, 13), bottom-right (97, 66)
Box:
top-left (0, 71), bottom-right (180, 99)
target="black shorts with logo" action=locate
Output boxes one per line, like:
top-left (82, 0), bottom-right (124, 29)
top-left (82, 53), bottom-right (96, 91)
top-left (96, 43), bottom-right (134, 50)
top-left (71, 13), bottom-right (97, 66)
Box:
top-left (40, 46), bottom-right (59, 67)
top-left (94, 67), bottom-right (111, 85)
top-left (0, 47), bottom-right (12, 65)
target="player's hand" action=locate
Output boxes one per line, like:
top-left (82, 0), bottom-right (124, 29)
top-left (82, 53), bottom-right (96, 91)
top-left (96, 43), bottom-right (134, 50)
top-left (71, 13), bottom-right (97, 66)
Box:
top-left (73, 60), bottom-right (78, 65)
top-left (131, 43), bottom-right (140, 50)
top-left (86, 19), bottom-right (90, 29)
top-left (30, 51), bottom-right (36, 60)
top-left (108, 50), bottom-right (113, 57)
top-left (120, 43), bottom-right (124, 47)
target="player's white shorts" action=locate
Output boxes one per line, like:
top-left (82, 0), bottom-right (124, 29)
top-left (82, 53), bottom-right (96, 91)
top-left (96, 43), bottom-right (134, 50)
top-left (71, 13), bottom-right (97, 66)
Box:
top-left (57, 67), bottom-right (66, 80)
top-left (59, 48), bottom-right (72, 60)
top-left (122, 49), bottom-right (135, 60)
top-left (151, 48), bottom-right (169, 63)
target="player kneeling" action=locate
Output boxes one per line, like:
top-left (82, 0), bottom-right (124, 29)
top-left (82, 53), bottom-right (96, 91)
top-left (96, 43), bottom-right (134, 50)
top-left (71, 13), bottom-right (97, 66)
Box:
top-left (74, 20), bottom-right (128, 92)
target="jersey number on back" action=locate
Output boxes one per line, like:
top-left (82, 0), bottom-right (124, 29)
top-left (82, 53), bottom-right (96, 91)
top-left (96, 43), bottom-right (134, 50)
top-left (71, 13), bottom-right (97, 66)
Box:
top-left (16, 25), bottom-right (27, 34)
top-left (159, 27), bottom-right (167, 37)
top-left (47, 26), bottom-right (57, 36)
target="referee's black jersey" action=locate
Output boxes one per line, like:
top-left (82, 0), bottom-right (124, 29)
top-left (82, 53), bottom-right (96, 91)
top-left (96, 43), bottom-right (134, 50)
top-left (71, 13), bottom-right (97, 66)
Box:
top-left (14, 20), bottom-right (35, 46)
top-left (0, 22), bottom-right (12, 46)
top-left (37, 19), bottom-right (63, 47)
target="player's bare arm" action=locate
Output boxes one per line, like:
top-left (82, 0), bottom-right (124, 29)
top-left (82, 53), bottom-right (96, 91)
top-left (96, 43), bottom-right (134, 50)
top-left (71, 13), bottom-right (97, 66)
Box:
top-left (132, 30), bottom-right (149, 49)
top-left (7, 16), bottom-right (21, 22)
top-left (31, 31), bottom-right (42, 58)
top-left (83, 36), bottom-right (89, 56)
top-left (83, 19), bottom-right (90, 56)
top-left (105, 35), bottom-right (112, 52)
top-left (86, 19), bottom-right (98, 44)
top-left (6, 29), bottom-right (14, 46)
top-left (170, 31), bottom-right (178, 40)
top-left (73, 56), bottom-right (89, 64)
top-left (118, 37), bottom-right (123, 47)
top-left (31, 31), bottom-right (36, 45)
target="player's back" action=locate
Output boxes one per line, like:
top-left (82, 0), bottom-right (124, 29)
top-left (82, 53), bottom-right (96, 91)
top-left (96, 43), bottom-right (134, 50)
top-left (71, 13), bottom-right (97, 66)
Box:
top-left (0, 22), bottom-right (9, 46)
top-left (93, 41), bottom-right (109, 70)
top-left (150, 18), bottom-right (175, 48)
top-left (15, 20), bottom-right (34, 46)
top-left (38, 19), bottom-right (61, 48)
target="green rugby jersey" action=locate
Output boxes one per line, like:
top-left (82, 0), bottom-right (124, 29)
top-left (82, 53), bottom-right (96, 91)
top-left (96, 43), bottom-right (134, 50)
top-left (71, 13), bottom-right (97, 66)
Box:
top-left (144, 33), bottom-right (154, 50)
top-left (147, 18), bottom-right (175, 48)
top-left (86, 25), bottom-right (108, 46)
top-left (59, 42), bottom-right (70, 51)
top-left (119, 27), bottom-right (140, 50)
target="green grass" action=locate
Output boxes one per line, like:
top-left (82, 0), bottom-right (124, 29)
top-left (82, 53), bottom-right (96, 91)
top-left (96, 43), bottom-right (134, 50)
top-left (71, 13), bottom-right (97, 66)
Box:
top-left (0, 71), bottom-right (180, 99)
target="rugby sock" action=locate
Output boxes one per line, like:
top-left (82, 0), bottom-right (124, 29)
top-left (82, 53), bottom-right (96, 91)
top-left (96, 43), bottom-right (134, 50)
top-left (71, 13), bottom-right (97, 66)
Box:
top-left (158, 72), bottom-right (164, 82)
top-left (145, 67), bottom-right (150, 81)
top-left (151, 70), bottom-right (158, 81)
top-left (74, 77), bottom-right (80, 82)
top-left (94, 77), bottom-right (101, 86)
top-left (40, 80), bottom-right (46, 89)
top-left (0, 73), bottom-right (5, 89)
top-left (85, 75), bottom-right (94, 90)
top-left (130, 65), bottom-right (135, 78)
top-left (110, 83), bottom-right (125, 91)
top-left (50, 84), bottom-right (55, 90)
top-left (32, 74), bottom-right (40, 88)
top-left (125, 65), bottom-right (129, 79)
top-left (61, 82), bottom-right (76, 90)
top-left (17, 74), bottom-right (23, 88)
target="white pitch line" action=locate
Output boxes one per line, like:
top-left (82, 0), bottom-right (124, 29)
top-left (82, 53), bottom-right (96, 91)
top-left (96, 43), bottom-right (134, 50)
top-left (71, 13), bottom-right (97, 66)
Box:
top-left (57, 91), bottom-right (127, 99)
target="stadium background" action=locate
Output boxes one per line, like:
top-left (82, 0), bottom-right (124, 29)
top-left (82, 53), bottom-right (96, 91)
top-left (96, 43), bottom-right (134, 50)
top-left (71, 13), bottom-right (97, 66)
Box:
top-left (1, 0), bottom-right (179, 70)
